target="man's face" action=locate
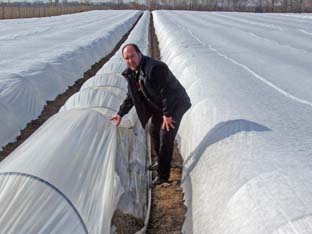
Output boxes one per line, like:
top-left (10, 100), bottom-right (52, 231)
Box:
top-left (123, 46), bottom-right (141, 71)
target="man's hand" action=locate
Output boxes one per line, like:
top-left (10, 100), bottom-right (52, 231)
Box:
top-left (110, 114), bottom-right (122, 126)
top-left (162, 116), bottom-right (176, 132)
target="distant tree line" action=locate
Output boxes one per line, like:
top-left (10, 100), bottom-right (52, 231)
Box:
top-left (0, 0), bottom-right (311, 19)
top-left (0, 1), bottom-right (150, 19)
top-left (146, 0), bottom-right (312, 12)
top-left (0, 3), bottom-right (107, 19)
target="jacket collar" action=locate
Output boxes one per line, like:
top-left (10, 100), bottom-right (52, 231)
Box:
top-left (139, 55), bottom-right (147, 73)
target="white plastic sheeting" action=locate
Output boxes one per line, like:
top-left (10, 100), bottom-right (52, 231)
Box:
top-left (61, 9), bottom-right (152, 227)
top-left (0, 10), bottom-right (141, 148)
top-left (153, 10), bottom-right (312, 234)
top-left (0, 110), bottom-right (120, 234)
top-left (82, 11), bottom-right (151, 224)
top-left (0, 11), bottom-right (151, 234)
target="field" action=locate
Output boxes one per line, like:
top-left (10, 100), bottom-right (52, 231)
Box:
top-left (1, 9), bottom-right (312, 234)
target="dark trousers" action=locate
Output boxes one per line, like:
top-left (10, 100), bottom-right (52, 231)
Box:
top-left (149, 103), bottom-right (190, 180)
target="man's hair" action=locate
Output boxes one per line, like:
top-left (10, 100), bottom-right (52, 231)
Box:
top-left (122, 43), bottom-right (142, 56)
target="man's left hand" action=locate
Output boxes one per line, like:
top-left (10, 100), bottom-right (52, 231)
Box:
top-left (162, 116), bottom-right (176, 132)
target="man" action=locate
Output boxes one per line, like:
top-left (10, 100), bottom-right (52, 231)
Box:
top-left (111, 43), bottom-right (191, 187)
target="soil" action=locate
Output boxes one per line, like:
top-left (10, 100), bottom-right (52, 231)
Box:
top-left (146, 141), bottom-right (187, 234)
top-left (112, 210), bottom-right (144, 234)
top-left (0, 14), bottom-right (142, 162)
top-left (146, 12), bottom-right (187, 234)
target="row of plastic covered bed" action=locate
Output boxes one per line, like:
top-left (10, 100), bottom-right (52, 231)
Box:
top-left (0, 11), bottom-right (151, 234)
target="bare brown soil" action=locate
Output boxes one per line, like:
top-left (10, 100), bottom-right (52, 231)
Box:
top-left (147, 142), bottom-right (187, 234)
top-left (146, 12), bottom-right (186, 234)
top-left (112, 210), bottom-right (144, 234)
top-left (0, 14), bottom-right (142, 162)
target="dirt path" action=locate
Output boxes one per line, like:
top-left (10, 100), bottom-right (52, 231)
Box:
top-left (0, 14), bottom-right (142, 162)
top-left (146, 12), bottom-right (187, 234)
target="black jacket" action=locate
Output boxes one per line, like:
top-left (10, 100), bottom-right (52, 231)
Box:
top-left (118, 55), bottom-right (191, 128)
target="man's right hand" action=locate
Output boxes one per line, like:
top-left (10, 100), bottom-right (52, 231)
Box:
top-left (110, 114), bottom-right (122, 126)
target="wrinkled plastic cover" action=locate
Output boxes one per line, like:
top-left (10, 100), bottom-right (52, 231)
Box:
top-left (0, 109), bottom-right (121, 234)
top-left (87, 10), bottom-right (152, 219)
top-left (0, 11), bottom-right (150, 234)
top-left (153, 10), bottom-right (312, 234)
top-left (81, 73), bottom-right (128, 92)
top-left (0, 10), bottom-right (141, 148)
top-left (0, 174), bottom-right (86, 234)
